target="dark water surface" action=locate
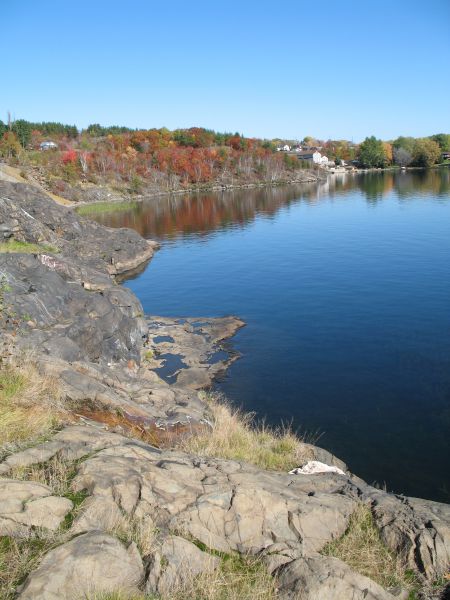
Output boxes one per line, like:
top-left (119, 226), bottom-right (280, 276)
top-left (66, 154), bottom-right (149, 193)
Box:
top-left (93, 170), bottom-right (450, 502)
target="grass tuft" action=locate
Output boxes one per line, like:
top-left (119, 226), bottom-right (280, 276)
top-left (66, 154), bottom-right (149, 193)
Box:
top-left (0, 239), bottom-right (58, 254)
top-left (180, 392), bottom-right (311, 471)
top-left (82, 553), bottom-right (276, 600)
top-left (322, 503), bottom-right (412, 591)
top-left (171, 553), bottom-right (277, 600)
top-left (6, 454), bottom-right (77, 496)
top-left (109, 514), bottom-right (156, 557)
top-left (0, 530), bottom-right (70, 600)
top-left (0, 362), bottom-right (64, 451)
top-left (75, 202), bottom-right (138, 216)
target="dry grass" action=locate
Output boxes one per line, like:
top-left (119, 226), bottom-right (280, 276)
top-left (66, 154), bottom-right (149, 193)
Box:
top-left (322, 505), bottom-right (450, 599)
top-left (180, 392), bottom-right (310, 471)
top-left (109, 514), bottom-right (156, 557)
top-left (84, 554), bottom-right (277, 600)
top-left (0, 530), bottom-right (69, 600)
top-left (170, 554), bottom-right (278, 600)
top-left (322, 503), bottom-right (412, 591)
top-left (0, 362), bottom-right (65, 452)
top-left (6, 454), bottom-right (76, 496)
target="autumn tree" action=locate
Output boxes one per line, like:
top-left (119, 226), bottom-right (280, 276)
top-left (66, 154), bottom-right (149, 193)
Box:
top-left (382, 142), bottom-right (393, 165)
top-left (358, 136), bottom-right (386, 168)
top-left (302, 136), bottom-right (318, 147)
top-left (0, 132), bottom-right (22, 158)
top-left (412, 139), bottom-right (441, 167)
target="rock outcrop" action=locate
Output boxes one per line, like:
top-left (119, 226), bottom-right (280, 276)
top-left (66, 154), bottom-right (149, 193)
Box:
top-left (0, 424), bottom-right (447, 599)
top-left (0, 182), bottom-right (243, 431)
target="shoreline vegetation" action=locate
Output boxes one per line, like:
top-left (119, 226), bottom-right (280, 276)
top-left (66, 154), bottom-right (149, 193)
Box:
top-left (0, 119), bottom-right (448, 207)
top-left (0, 180), bottom-right (449, 599)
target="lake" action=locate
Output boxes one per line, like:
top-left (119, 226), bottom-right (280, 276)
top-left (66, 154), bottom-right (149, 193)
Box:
top-left (91, 169), bottom-right (450, 502)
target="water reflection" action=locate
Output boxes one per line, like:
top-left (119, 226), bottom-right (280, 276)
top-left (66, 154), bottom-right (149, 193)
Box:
top-left (92, 169), bottom-right (449, 239)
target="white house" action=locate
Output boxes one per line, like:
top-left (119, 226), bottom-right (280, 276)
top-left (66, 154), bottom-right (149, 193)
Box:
top-left (40, 141), bottom-right (58, 151)
top-left (297, 150), bottom-right (322, 163)
top-left (276, 144), bottom-right (291, 152)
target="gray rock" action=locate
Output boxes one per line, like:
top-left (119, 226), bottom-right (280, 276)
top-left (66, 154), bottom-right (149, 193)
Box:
top-left (17, 531), bottom-right (144, 599)
top-left (71, 495), bottom-right (128, 534)
top-left (0, 252), bottom-right (147, 364)
top-left (0, 479), bottom-right (73, 536)
top-left (0, 181), bottom-right (156, 277)
top-left (145, 535), bottom-right (220, 594)
top-left (2, 424), bottom-right (450, 598)
top-left (370, 491), bottom-right (450, 579)
top-left (274, 554), bottom-right (399, 600)
top-left (68, 427), bottom-right (355, 558)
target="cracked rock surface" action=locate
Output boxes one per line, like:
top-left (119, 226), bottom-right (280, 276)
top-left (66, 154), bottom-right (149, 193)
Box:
top-left (0, 425), bottom-right (447, 599)
top-left (0, 479), bottom-right (73, 537)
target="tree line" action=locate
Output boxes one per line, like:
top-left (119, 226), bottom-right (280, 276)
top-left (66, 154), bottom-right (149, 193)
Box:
top-left (355, 134), bottom-right (449, 169)
top-left (0, 118), bottom-right (448, 199)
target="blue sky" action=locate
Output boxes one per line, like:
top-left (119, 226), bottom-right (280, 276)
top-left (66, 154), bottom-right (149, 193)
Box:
top-left (2, 0), bottom-right (449, 141)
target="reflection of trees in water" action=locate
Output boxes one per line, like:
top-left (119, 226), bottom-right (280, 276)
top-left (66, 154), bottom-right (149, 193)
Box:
top-left (93, 170), bottom-right (449, 239)
top-left (354, 169), bottom-right (449, 203)
top-left (93, 185), bottom-right (322, 238)
top-left (393, 169), bottom-right (450, 199)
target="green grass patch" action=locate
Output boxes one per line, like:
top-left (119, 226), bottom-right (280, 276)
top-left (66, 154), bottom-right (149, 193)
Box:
top-left (0, 240), bottom-right (58, 254)
top-left (75, 201), bottom-right (138, 216)
top-left (322, 503), bottom-right (418, 593)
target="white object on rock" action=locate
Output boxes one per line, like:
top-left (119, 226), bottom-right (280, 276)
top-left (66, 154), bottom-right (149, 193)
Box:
top-left (289, 461), bottom-right (346, 476)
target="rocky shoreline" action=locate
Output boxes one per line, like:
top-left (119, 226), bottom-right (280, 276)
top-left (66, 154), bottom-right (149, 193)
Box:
top-left (0, 181), bottom-right (449, 599)
top-left (57, 172), bottom-right (325, 207)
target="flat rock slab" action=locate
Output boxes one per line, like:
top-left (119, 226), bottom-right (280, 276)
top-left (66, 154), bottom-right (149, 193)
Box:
top-left (144, 316), bottom-right (245, 389)
top-left (17, 531), bottom-right (144, 599)
top-left (0, 479), bottom-right (73, 536)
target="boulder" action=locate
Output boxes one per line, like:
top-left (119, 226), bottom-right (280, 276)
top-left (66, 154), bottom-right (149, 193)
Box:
top-left (274, 555), bottom-right (399, 600)
top-left (17, 531), bottom-right (144, 599)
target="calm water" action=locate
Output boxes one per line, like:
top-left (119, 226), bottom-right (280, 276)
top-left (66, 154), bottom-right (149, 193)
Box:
top-left (93, 170), bottom-right (450, 502)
